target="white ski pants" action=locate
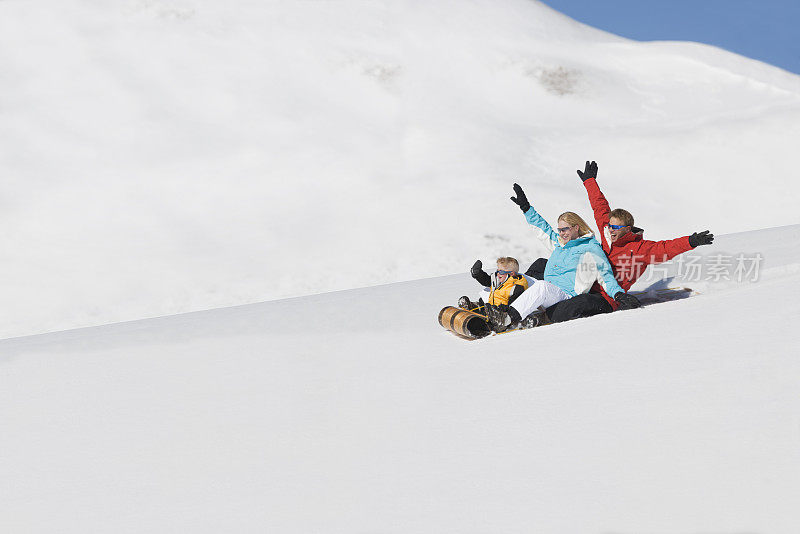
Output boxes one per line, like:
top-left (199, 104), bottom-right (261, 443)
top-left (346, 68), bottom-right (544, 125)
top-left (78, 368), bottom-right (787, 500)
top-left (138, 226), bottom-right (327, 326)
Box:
top-left (509, 280), bottom-right (570, 318)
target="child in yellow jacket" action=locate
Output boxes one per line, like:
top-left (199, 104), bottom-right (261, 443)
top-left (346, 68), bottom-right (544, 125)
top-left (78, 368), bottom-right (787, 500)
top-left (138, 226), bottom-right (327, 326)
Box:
top-left (458, 257), bottom-right (528, 311)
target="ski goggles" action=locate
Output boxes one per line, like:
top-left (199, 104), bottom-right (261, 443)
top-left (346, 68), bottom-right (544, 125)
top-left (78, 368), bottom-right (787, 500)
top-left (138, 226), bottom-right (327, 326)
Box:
top-left (606, 223), bottom-right (630, 230)
top-left (491, 270), bottom-right (514, 289)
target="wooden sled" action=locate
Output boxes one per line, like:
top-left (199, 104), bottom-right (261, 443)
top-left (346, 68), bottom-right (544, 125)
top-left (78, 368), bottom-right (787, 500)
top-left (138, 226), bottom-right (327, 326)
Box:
top-left (438, 306), bottom-right (492, 340)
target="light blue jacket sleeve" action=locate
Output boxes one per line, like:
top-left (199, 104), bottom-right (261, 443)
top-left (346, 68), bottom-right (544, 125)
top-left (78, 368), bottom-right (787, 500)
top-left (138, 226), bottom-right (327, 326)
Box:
top-left (591, 248), bottom-right (624, 298)
top-left (523, 206), bottom-right (560, 251)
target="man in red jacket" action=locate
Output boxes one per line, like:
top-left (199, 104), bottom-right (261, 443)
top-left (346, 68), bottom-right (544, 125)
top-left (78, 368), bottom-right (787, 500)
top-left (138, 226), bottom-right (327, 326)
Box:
top-left (536, 161), bottom-right (714, 322)
top-left (577, 160), bottom-right (714, 311)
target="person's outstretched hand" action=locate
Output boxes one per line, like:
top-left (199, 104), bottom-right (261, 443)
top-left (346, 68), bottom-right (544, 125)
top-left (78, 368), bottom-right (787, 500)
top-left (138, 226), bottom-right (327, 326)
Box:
top-left (470, 260), bottom-right (484, 278)
top-left (510, 183), bottom-right (531, 213)
top-left (615, 292), bottom-right (642, 310)
top-left (689, 230), bottom-right (714, 247)
top-left (577, 160), bottom-right (598, 182)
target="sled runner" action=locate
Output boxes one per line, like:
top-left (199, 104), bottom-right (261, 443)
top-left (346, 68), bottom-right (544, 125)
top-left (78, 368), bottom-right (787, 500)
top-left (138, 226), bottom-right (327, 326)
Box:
top-left (629, 286), bottom-right (696, 305)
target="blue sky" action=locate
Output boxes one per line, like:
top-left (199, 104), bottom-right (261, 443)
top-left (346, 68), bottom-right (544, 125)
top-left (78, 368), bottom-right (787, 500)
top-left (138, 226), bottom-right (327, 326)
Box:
top-left (540, 0), bottom-right (800, 75)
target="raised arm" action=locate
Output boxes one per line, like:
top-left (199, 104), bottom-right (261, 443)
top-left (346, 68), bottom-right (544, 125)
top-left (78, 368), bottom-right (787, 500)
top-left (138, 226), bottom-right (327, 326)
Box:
top-left (635, 236), bottom-right (693, 265)
top-left (470, 260), bottom-right (492, 287)
top-left (633, 231), bottom-right (714, 266)
top-left (577, 161), bottom-right (611, 250)
top-left (510, 183), bottom-right (559, 251)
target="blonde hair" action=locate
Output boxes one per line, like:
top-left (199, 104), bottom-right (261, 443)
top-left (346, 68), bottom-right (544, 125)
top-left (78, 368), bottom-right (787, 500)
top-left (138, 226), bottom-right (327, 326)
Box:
top-left (609, 208), bottom-right (634, 227)
top-left (557, 212), bottom-right (592, 236)
top-left (496, 257), bottom-right (519, 272)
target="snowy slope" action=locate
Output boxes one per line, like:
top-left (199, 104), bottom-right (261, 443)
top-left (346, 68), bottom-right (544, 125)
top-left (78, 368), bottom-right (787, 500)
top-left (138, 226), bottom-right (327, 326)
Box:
top-left (2, 225), bottom-right (799, 533)
top-left (2, 0), bottom-right (800, 338)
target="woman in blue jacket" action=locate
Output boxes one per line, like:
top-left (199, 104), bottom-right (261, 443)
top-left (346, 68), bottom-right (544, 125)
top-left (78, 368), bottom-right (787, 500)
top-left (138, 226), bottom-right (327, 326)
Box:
top-left (487, 183), bottom-right (640, 331)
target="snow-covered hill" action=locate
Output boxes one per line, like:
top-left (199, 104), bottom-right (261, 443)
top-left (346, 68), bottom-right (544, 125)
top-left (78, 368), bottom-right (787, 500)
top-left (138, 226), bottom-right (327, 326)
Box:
top-left (2, 225), bottom-right (799, 533)
top-left (2, 0), bottom-right (800, 338)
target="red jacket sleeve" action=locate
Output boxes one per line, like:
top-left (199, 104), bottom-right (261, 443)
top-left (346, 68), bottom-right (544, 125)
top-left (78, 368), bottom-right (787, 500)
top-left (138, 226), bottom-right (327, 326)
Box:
top-left (582, 178), bottom-right (611, 251)
top-left (632, 236), bottom-right (694, 266)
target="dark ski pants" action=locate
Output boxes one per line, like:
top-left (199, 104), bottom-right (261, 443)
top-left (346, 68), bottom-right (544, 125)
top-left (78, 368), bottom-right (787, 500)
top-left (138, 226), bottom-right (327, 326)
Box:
top-left (545, 292), bottom-right (613, 323)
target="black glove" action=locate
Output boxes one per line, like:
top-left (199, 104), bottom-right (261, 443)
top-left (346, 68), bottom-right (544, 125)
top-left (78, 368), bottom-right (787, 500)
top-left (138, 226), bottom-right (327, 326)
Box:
top-left (576, 160), bottom-right (597, 182)
top-left (470, 260), bottom-right (491, 287)
top-left (688, 230), bottom-right (714, 247)
top-left (510, 183), bottom-right (531, 213)
top-left (614, 292), bottom-right (642, 310)
top-left (470, 260), bottom-right (483, 277)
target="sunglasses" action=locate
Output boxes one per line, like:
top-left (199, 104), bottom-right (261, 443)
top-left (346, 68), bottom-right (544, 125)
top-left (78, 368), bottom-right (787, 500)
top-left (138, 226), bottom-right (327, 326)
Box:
top-left (606, 223), bottom-right (629, 230)
top-left (495, 269), bottom-right (515, 276)
top-left (556, 225), bottom-right (576, 233)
